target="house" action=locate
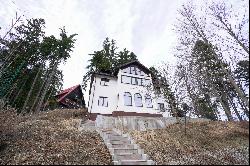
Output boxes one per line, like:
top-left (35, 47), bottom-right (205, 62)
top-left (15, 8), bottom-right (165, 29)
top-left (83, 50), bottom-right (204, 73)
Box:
top-left (88, 60), bottom-right (172, 120)
top-left (55, 84), bottom-right (85, 109)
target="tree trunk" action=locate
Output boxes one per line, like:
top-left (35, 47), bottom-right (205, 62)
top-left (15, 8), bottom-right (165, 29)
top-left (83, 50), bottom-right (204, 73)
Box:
top-left (237, 96), bottom-right (249, 118)
top-left (185, 76), bottom-right (200, 116)
top-left (11, 76), bottom-right (29, 105)
top-left (30, 66), bottom-right (51, 112)
top-left (42, 86), bottom-right (53, 111)
top-left (21, 66), bottom-right (42, 113)
top-left (219, 93), bottom-right (233, 121)
top-left (35, 61), bottom-right (58, 112)
top-left (228, 96), bottom-right (243, 121)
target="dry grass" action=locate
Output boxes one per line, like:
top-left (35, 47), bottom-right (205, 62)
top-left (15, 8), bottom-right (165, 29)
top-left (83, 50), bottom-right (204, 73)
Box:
top-left (0, 108), bottom-right (112, 165)
top-left (130, 121), bottom-right (249, 165)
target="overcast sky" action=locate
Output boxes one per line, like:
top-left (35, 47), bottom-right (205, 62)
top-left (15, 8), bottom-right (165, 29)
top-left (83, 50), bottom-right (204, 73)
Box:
top-left (0, 0), bottom-right (188, 90)
top-left (1, 0), bottom-right (248, 120)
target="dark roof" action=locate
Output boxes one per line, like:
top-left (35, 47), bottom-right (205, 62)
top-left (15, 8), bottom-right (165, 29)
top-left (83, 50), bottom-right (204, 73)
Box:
top-left (114, 60), bottom-right (151, 75)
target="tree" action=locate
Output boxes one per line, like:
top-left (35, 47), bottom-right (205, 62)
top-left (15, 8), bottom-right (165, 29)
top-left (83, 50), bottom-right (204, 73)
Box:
top-left (176, 2), bottom-right (249, 110)
top-left (173, 1), bottom-right (249, 121)
top-left (235, 60), bottom-right (249, 87)
top-left (0, 18), bottom-right (77, 113)
top-left (82, 37), bottom-right (137, 90)
top-left (149, 66), bottom-right (185, 117)
top-left (209, 1), bottom-right (249, 56)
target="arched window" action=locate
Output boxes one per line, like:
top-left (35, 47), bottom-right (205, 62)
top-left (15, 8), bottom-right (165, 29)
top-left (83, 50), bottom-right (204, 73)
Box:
top-left (145, 95), bottom-right (153, 108)
top-left (134, 93), bottom-right (143, 107)
top-left (124, 92), bottom-right (132, 106)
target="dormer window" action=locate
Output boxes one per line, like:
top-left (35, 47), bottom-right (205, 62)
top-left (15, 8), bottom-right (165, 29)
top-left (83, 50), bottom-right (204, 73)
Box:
top-left (130, 66), bottom-right (137, 75)
top-left (100, 78), bottom-right (109, 86)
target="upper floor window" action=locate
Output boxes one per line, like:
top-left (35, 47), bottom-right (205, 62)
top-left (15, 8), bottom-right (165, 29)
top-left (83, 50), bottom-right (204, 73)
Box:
top-left (121, 75), bottom-right (131, 84)
top-left (131, 77), bottom-right (137, 85)
top-left (134, 93), bottom-right (143, 107)
top-left (137, 78), bottom-right (143, 86)
top-left (100, 78), bottom-right (109, 86)
top-left (98, 96), bottom-right (108, 107)
top-left (145, 95), bottom-right (153, 108)
top-left (124, 92), bottom-right (132, 106)
top-left (121, 75), bottom-right (150, 86)
top-left (130, 66), bottom-right (137, 75)
top-left (122, 66), bottom-right (148, 76)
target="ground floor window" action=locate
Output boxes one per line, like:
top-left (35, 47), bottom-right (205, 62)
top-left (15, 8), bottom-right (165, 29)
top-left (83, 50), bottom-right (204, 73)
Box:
top-left (124, 92), bottom-right (132, 106)
top-left (134, 93), bottom-right (143, 107)
top-left (145, 95), bottom-right (153, 108)
top-left (157, 103), bottom-right (165, 112)
top-left (98, 96), bottom-right (108, 107)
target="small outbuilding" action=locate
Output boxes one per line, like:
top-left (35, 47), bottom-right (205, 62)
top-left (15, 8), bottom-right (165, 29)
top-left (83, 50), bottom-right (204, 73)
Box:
top-left (55, 84), bottom-right (85, 109)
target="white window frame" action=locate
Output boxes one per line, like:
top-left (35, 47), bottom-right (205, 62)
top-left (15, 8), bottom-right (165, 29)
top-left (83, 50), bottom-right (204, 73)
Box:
top-left (100, 78), bottom-right (109, 86)
top-left (124, 92), bottom-right (132, 106)
top-left (134, 93), bottom-right (143, 107)
top-left (145, 95), bottom-right (153, 108)
top-left (98, 96), bottom-right (108, 107)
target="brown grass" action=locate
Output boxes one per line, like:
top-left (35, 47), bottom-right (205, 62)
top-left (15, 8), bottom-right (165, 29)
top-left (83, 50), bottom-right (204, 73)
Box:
top-left (0, 109), bottom-right (112, 165)
top-left (130, 121), bottom-right (249, 165)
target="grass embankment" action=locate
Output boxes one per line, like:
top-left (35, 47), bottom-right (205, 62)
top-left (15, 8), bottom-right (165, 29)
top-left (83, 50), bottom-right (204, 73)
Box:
top-left (130, 121), bottom-right (249, 165)
top-left (0, 108), bottom-right (112, 165)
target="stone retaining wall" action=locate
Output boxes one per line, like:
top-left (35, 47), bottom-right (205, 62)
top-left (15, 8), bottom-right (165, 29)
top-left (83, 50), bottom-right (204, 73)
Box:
top-left (96, 115), bottom-right (210, 131)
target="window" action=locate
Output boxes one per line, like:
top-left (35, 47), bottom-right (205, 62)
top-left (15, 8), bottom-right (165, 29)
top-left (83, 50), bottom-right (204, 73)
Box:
top-left (134, 93), bottom-right (143, 107)
top-left (137, 78), bottom-right (143, 86)
top-left (145, 95), bottom-right (153, 108)
top-left (124, 92), bottom-right (132, 106)
top-left (98, 97), bottom-right (108, 107)
top-left (131, 77), bottom-right (137, 85)
top-left (100, 78), bottom-right (109, 86)
top-left (157, 103), bottom-right (165, 112)
top-left (121, 75), bottom-right (151, 87)
top-left (121, 75), bottom-right (131, 84)
top-left (130, 66), bottom-right (137, 75)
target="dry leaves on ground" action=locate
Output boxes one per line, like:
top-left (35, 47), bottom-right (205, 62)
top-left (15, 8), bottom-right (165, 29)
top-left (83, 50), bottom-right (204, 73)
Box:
top-left (0, 108), bottom-right (112, 165)
top-left (130, 121), bottom-right (249, 165)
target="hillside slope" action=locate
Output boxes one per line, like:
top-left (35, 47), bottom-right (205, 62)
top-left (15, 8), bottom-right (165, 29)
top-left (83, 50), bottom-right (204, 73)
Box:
top-left (0, 108), bottom-right (112, 165)
top-left (130, 121), bottom-right (249, 165)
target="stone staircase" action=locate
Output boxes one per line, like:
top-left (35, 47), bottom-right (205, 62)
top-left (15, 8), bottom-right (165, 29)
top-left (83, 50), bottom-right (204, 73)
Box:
top-left (96, 128), bottom-right (155, 165)
top-left (79, 119), bottom-right (156, 165)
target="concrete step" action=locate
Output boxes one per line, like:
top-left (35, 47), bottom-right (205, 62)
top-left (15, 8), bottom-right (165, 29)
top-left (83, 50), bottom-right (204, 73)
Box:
top-left (112, 144), bottom-right (135, 149)
top-left (114, 148), bottom-right (138, 154)
top-left (110, 140), bottom-right (131, 145)
top-left (102, 131), bottom-right (119, 135)
top-left (104, 133), bottom-right (121, 137)
top-left (120, 160), bottom-right (149, 165)
top-left (101, 129), bottom-right (114, 132)
top-left (115, 153), bottom-right (143, 160)
top-left (109, 136), bottom-right (129, 141)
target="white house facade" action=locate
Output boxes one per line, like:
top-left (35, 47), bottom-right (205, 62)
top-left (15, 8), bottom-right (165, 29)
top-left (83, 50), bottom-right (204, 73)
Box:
top-left (87, 61), bottom-right (172, 120)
